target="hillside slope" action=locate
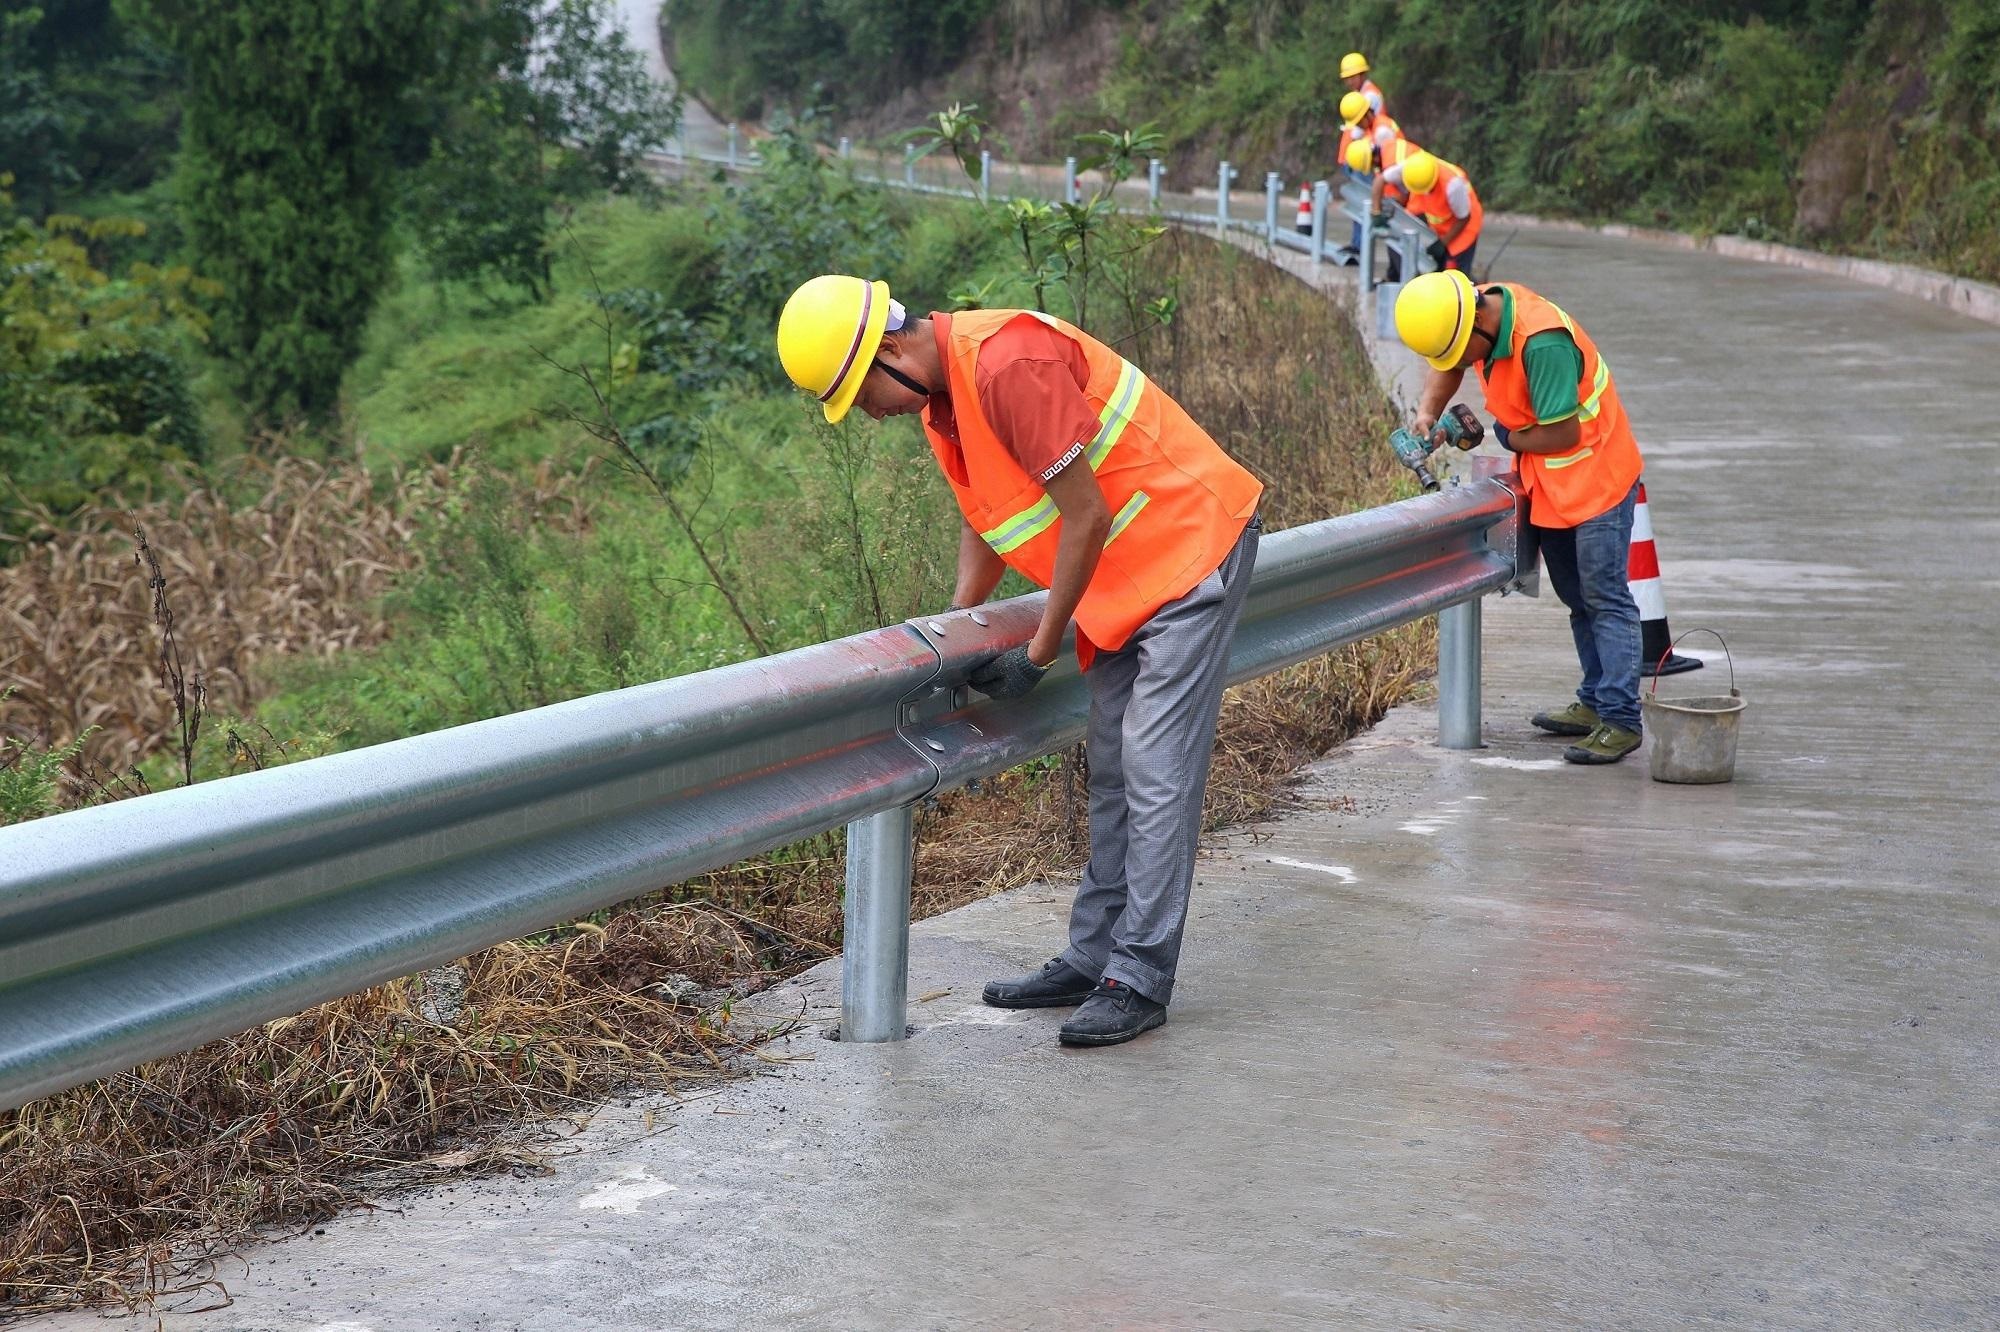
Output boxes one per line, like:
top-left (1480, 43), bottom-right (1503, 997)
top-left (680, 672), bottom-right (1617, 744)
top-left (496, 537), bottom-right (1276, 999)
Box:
top-left (667, 0), bottom-right (1999, 283)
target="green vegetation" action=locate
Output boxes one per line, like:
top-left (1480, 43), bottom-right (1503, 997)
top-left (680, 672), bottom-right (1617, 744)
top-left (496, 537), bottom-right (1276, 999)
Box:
top-left (143, 0), bottom-right (442, 424)
top-left (671, 0), bottom-right (2000, 282)
top-left (0, 197), bottom-right (216, 518)
top-left (663, 0), bottom-right (999, 121)
top-left (264, 122), bottom-right (1156, 753)
top-left (0, 2), bottom-right (181, 222)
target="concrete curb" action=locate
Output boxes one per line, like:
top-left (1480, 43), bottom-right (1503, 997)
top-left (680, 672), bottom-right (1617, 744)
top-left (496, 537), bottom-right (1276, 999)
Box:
top-left (1484, 211), bottom-right (2000, 328)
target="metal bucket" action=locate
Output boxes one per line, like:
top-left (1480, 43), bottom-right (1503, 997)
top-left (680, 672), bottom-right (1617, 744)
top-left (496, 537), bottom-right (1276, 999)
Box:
top-left (1640, 630), bottom-right (1744, 784)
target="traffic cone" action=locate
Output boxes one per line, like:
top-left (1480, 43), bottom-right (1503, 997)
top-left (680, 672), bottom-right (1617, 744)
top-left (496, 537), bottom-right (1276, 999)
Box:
top-left (1295, 184), bottom-right (1313, 235)
top-left (1630, 481), bottom-right (1702, 676)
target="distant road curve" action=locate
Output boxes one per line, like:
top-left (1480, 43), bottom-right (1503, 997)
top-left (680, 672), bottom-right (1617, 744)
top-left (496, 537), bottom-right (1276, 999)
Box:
top-left (610, 0), bottom-right (731, 155)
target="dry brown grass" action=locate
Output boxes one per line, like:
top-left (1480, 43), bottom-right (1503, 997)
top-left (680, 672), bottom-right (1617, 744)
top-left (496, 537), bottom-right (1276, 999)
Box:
top-left (0, 230), bottom-right (1431, 1319)
top-left (0, 903), bottom-right (780, 1318)
top-left (0, 451), bottom-right (592, 783)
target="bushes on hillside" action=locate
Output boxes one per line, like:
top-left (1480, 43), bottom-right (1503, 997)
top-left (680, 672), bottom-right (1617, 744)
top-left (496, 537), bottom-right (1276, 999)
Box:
top-left (0, 203), bottom-right (214, 529)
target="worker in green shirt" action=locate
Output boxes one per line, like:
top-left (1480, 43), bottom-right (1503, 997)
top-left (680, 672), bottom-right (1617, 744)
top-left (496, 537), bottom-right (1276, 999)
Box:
top-left (1395, 272), bottom-right (1648, 763)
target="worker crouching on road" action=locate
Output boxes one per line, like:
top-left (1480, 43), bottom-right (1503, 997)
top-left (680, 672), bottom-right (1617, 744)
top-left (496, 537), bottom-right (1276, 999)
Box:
top-left (1373, 150), bottom-right (1482, 275)
top-left (1393, 270), bottom-right (1645, 764)
top-left (777, 276), bottom-right (1264, 1044)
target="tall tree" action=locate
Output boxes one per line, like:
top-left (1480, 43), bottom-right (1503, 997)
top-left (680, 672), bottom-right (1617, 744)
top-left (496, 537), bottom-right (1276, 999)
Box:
top-left (141, 0), bottom-right (439, 424)
top-left (403, 0), bottom-right (680, 297)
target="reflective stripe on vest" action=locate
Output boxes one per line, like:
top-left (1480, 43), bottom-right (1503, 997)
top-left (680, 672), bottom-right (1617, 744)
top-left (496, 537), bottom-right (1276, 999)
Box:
top-left (1105, 490), bottom-right (1150, 545)
top-left (979, 356), bottom-right (1145, 554)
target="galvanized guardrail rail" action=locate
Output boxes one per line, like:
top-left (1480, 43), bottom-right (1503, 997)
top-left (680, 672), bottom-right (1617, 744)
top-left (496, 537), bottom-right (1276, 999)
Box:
top-left (663, 124), bottom-right (1442, 301)
top-left (0, 134), bottom-right (1507, 1115)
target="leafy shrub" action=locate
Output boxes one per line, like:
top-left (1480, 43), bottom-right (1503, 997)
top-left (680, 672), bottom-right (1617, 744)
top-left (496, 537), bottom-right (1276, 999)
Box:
top-left (0, 203), bottom-right (214, 531)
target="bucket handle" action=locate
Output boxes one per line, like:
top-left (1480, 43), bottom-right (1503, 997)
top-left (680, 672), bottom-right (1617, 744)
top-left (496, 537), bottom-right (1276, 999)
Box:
top-left (1650, 628), bottom-right (1736, 699)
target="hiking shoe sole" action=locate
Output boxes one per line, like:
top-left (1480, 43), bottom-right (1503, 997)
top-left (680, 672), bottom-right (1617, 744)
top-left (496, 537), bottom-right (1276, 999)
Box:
top-left (1563, 743), bottom-right (1634, 764)
top-left (1532, 713), bottom-right (1596, 736)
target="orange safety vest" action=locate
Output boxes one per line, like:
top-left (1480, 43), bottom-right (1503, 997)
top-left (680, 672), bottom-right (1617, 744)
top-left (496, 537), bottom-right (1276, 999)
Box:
top-left (1345, 112), bottom-right (1402, 160)
top-left (923, 310), bottom-right (1263, 663)
top-left (1377, 135), bottom-right (1416, 200)
top-left (1359, 78), bottom-right (1386, 117)
top-left (1477, 283), bottom-right (1643, 528)
top-left (1405, 157), bottom-right (1483, 255)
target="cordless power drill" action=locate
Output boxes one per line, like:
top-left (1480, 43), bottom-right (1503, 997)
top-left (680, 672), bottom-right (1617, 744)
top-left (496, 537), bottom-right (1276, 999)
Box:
top-left (1388, 404), bottom-right (1485, 492)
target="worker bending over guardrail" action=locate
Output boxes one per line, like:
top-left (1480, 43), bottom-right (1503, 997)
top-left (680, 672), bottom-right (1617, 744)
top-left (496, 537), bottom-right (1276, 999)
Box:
top-left (1373, 150), bottom-right (1483, 275)
top-left (1393, 270), bottom-right (1648, 764)
top-left (777, 276), bottom-right (1264, 1045)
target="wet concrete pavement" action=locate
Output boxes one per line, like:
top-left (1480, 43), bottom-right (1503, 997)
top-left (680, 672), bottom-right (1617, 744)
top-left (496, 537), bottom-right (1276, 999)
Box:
top-left (30, 226), bottom-right (2000, 1329)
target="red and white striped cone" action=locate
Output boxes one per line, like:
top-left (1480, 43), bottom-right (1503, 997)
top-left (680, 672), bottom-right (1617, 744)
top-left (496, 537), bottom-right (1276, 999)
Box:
top-left (1296, 184), bottom-right (1313, 234)
top-left (1630, 481), bottom-right (1702, 677)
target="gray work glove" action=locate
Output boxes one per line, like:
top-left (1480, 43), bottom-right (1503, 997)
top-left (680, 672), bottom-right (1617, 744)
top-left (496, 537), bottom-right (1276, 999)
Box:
top-left (1370, 209), bottom-right (1390, 229)
top-left (967, 645), bottom-right (1048, 700)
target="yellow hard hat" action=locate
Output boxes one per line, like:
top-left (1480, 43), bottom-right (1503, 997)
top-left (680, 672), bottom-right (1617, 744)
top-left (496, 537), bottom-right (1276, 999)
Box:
top-left (1402, 150), bottom-right (1440, 193)
top-left (1395, 270), bottom-right (1480, 371)
top-left (1339, 91), bottom-right (1371, 127)
top-left (777, 274), bottom-right (891, 424)
top-left (1344, 138), bottom-right (1375, 175)
top-left (1340, 51), bottom-right (1370, 78)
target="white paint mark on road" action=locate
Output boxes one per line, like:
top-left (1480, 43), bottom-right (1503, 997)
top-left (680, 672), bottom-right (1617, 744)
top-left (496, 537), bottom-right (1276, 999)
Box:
top-left (579, 1166), bottom-right (678, 1213)
top-left (1470, 757), bottom-right (1567, 771)
top-left (1267, 856), bottom-right (1359, 884)
top-left (931, 1005), bottom-right (1030, 1027)
top-left (1399, 821), bottom-right (1449, 835)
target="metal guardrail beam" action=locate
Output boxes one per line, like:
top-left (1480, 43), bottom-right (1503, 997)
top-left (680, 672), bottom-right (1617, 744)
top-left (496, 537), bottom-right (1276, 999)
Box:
top-left (0, 143), bottom-right (1518, 1108)
top-left (0, 479), bottom-right (1522, 1108)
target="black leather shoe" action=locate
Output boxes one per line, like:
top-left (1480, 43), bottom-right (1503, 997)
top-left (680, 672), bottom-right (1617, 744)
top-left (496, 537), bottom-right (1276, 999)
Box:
top-left (982, 958), bottom-right (1098, 1009)
top-left (1058, 979), bottom-right (1167, 1046)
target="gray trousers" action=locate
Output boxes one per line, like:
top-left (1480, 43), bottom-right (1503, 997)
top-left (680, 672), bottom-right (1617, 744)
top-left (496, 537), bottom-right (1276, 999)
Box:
top-left (1058, 518), bottom-right (1260, 1004)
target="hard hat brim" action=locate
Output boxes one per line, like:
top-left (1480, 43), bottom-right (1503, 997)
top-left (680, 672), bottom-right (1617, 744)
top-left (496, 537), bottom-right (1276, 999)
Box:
top-left (820, 279), bottom-right (892, 424)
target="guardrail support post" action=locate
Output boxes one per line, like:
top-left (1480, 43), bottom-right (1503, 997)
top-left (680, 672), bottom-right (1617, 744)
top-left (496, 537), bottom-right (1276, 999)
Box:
top-left (1148, 158), bottom-right (1163, 208)
top-left (1216, 161), bottom-right (1232, 229)
top-left (1359, 200), bottom-right (1376, 304)
top-left (841, 804), bottom-right (915, 1042)
top-left (1438, 598), bottom-right (1483, 749)
top-left (838, 136), bottom-right (851, 160)
top-left (1310, 180), bottom-right (1330, 264)
top-left (980, 149), bottom-right (991, 202)
top-left (1064, 156), bottom-right (1078, 204)
top-left (727, 122), bottom-right (738, 171)
top-left (1264, 171), bottom-right (1280, 242)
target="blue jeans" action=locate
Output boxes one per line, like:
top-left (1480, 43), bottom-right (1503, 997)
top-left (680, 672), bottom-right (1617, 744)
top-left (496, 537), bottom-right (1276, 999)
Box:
top-left (1535, 482), bottom-right (1642, 732)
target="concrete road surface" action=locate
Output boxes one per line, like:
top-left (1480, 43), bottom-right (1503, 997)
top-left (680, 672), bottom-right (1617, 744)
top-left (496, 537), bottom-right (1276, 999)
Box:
top-left (29, 221), bottom-right (2000, 1330)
